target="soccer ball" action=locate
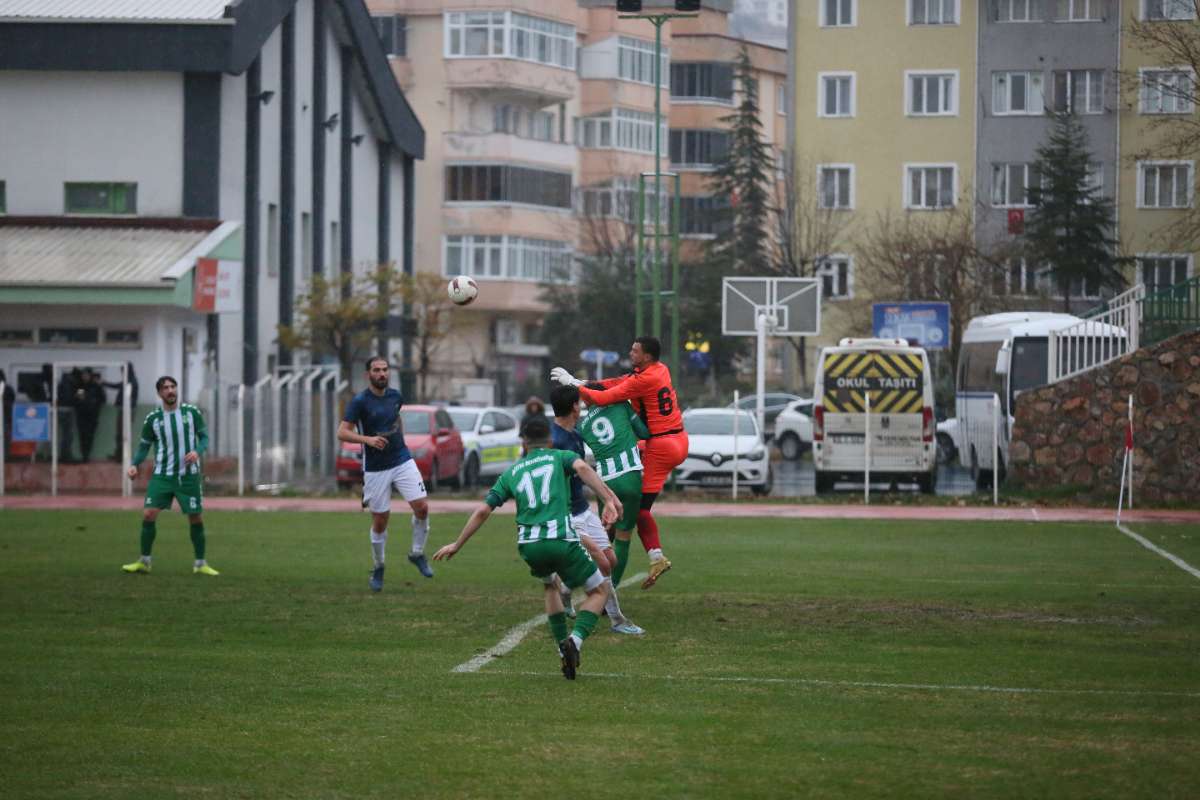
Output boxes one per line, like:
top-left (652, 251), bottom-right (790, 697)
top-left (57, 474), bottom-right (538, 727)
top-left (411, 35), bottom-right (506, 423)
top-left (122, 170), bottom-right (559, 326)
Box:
top-left (447, 275), bottom-right (479, 306)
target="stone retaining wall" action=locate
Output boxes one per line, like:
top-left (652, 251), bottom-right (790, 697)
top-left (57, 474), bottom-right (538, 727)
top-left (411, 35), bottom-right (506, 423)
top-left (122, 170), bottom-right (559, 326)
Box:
top-left (1009, 329), bottom-right (1200, 504)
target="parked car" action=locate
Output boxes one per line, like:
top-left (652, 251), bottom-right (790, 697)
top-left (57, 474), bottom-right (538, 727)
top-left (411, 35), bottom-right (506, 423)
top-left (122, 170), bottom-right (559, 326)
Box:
top-left (335, 405), bottom-right (465, 491)
top-left (446, 405), bottom-right (521, 487)
top-left (673, 408), bottom-right (772, 495)
top-left (936, 417), bottom-right (959, 466)
top-left (728, 392), bottom-right (805, 438)
top-left (773, 398), bottom-right (815, 460)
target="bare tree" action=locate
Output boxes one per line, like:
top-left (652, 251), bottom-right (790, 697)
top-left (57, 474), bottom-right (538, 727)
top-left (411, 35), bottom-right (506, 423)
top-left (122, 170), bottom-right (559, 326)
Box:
top-left (397, 271), bottom-right (460, 401)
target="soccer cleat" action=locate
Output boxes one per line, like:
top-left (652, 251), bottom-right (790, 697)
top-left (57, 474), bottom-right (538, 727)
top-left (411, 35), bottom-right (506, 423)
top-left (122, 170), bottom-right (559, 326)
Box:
top-left (407, 553), bottom-right (434, 578)
top-left (641, 556), bottom-right (672, 590)
top-left (193, 564), bottom-right (220, 576)
top-left (559, 637), bottom-right (580, 681)
top-left (612, 621), bottom-right (645, 636)
top-left (122, 561), bottom-right (151, 574)
top-left (369, 565), bottom-right (385, 592)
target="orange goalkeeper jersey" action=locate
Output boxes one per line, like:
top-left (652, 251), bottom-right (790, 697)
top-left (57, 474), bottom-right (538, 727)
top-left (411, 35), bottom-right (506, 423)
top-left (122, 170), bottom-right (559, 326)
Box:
top-left (579, 361), bottom-right (683, 436)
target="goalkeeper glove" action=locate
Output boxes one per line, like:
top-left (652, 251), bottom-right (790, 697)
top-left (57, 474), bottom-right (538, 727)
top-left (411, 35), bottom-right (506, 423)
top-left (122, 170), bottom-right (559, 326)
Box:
top-left (550, 366), bottom-right (583, 387)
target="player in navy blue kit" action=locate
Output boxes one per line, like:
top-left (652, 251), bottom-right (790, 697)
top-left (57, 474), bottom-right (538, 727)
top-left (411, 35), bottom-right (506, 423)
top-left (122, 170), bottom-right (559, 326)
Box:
top-left (338, 356), bottom-right (433, 592)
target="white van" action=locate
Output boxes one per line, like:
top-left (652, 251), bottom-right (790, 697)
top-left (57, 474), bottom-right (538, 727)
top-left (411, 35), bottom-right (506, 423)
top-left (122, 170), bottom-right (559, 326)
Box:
top-left (812, 338), bottom-right (937, 494)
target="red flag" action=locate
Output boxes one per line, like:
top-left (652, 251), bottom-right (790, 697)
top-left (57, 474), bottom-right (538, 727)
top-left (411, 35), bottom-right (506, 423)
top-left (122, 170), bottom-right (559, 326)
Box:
top-left (1125, 417), bottom-right (1133, 451)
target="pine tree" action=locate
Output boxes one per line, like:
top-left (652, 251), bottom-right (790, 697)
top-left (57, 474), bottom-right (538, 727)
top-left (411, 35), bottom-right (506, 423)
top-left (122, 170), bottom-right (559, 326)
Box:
top-left (1024, 111), bottom-right (1125, 311)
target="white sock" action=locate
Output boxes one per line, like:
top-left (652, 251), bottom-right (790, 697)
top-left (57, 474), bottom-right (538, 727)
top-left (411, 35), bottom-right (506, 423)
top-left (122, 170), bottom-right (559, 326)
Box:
top-left (371, 528), bottom-right (388, 566)
top-left (604, 580), bottom-right (624, 623)
top-left (141, 555), bottom-right (152, 565)
top-left (194, 559), bottom-right (206, 568)
top-left (570, 633), bottom-right (583, 651)
top-left (411, 515), bottom-right (430, 555)
top-left (648, 547), bottom-right (663, 562)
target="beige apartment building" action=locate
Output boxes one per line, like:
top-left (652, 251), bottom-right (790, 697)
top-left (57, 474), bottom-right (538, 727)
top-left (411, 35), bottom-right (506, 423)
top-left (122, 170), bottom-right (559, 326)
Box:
top-left (367, 0), bottom-right (786, 403)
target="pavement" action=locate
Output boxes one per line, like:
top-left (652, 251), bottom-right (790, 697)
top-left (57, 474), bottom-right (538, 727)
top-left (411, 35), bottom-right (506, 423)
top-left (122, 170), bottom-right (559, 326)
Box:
top-left (2, 494), bottom-right (1199, 524)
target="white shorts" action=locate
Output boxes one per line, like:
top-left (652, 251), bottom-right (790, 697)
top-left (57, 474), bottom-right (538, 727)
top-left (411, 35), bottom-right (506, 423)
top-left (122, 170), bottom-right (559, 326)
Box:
top-left (571, 509), bottom-right (611, 550)
top-left (363, 460), bottom-right (427, 514)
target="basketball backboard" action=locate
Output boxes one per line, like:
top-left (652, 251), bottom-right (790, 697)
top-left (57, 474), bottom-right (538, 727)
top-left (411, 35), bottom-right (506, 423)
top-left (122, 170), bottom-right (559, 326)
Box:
top-left (722, 277), bottom-right (821, 336)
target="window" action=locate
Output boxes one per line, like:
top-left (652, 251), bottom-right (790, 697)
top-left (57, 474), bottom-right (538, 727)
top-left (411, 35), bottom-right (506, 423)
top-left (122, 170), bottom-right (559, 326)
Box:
top-left (821, 0), bottom-right (855, 26)
top-left (578, 179), bottom-right (669, 223)
top-left (618, 36), bottom-right (669, 86)
top-left (267, 203), bottom-right (279, 278)
top-left (992, 258), bottom-right (1036, 296)
top-left (330, 221), bottom-right (338, 271)
top-left (778, 82), bottom-right (788, 115)
top-left (39, 327), bottom-right (100, 345)
top-left (300, 212), bottom-right (312, 285)
top-left (1139, 255), bottom-right (1191, 293)
top-left (911, 0), bottom-right (958, 24)
top-left (372, 15), bottom-right (406, 56)
top-left (1052, 69), bottom-right (1104, 114)
top-left (494, 105), bottom-right (558, 142)
top-left (0, 329), bottom-right (34, 344)
top-left (444, 235), bottom-right (575, 283)
top-left (995, 0), bottom-right (1044, 21)
top-left (1055, 0), bottom-right (1101, 20)
top-left (907, 71), bottom-right (957, 115)
top-left (906, 255), bottom-right (947, 296)
top-left (670, 62), bottom-right (734, 103)
top-left (669, 130), bottom-right (731, 169)
top-left (1139, 161), bottom-right (1193, 208)
top-left (445, 11), bottom-right (575, 69)
top-left (1084, 163), bottom-right (1104, 198)
top-left (1144, 0), bottom-right (1196, 21)
top-left (819, 72), bottom-right (855, 117)
top-left (906, 165), bottom-right (955, 209)
top-left (816, 257), bottom-right (853, 299)
top-left (64, 182), bottom-right (136, 214)
top-left (444, 164), bottom-right (573, 209)
top-left (818, 165), bottom-right (854, 209)
top-left (578, 109), bottom-right (663, 154)
top-left (991, 163), bottom-right (1041, 207)
top-left (679, 195), bottom-right (730, 236)
top-left (103, 329), bottom-right (142, 346)
top-left (992, 70), bottom-right (1044, 115)
top-left (1140, 69), bottom-right (1195, 114)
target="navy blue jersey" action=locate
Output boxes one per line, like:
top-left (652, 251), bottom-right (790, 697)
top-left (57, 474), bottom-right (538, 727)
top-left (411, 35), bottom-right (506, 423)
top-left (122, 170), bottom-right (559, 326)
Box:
top-left (551, 420), bottom-right (589, 516)
top-left (343, 388), bottom-right (413, 473)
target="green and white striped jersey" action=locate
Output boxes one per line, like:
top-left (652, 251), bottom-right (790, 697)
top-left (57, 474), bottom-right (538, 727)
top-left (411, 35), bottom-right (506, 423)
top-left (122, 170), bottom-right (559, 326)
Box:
top-left (136, 404), bottom-right (208, 476)
top-left (485, 448), bottom-right (579, 544)
top-left (577, 401), bottom-right (648, 482)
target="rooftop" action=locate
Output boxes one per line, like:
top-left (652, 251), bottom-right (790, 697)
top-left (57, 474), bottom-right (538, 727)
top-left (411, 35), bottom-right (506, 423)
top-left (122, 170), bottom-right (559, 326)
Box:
top-left (0, 0), bottom-right (230, 23)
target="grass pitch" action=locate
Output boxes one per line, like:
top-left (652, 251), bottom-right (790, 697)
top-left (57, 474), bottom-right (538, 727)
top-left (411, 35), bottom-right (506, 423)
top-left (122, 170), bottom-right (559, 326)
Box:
top-left (1, 509), bottom-right (1198, 799)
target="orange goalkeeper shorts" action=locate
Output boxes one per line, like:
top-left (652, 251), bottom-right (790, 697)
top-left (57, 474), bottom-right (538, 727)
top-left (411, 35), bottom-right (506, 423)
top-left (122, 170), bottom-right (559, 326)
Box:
top-left (639, 430), bottom-right (689, 494)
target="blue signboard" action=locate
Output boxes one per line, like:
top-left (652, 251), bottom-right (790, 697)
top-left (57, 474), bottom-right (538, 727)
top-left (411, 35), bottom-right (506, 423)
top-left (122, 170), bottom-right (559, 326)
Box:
top-left (580, 349), bottom-right (620, 367)
top-left (12, 402), bottom-right (50, 442)
top-left (872, 302), bottom-right (951, 350)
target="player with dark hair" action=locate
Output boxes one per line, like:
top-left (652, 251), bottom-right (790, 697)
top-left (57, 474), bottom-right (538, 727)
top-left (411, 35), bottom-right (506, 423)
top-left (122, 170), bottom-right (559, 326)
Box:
top-left (551, 335), bottom-right (687, 588)
top-left (338, 356), bottom-right (432, 592)
top-left (122, 375), bottom-right (217, 575)
top-left (433, 415), bottom-right (623, 680)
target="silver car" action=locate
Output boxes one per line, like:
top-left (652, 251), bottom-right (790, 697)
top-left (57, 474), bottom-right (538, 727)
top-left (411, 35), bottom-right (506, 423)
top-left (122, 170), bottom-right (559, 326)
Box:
top-left (446, 406), bottom-right (522, 487)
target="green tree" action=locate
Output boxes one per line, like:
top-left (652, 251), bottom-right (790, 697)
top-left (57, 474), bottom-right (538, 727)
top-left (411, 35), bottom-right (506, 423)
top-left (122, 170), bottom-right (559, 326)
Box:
top-left (1024, 112), bottom-right (1125, 311)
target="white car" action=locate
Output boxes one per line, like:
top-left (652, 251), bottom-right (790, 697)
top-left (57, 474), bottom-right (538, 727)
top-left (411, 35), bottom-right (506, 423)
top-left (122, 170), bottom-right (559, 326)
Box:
top-left (936, 417), bottom-right (959, 466)
top-left (673, 408), bottom-right (772, 495)
top-left (773, 398), bottom-right (814, 460)
top-left (445, 406), bottom-right (521, 487)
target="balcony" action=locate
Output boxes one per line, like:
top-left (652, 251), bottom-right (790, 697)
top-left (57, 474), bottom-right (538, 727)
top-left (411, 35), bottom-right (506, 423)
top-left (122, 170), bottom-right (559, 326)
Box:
top-left (446, 59), bottom-right (577, 106)
top-left (443, 131), bottom-right (576, 172)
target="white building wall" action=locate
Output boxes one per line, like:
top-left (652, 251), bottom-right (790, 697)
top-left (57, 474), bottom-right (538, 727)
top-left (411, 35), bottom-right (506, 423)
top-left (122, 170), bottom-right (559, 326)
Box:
top-left (294, 0), bottom-right (316, 300)
top-left (324, 25), bottom-right (345, 276)
top-left (257, 26), bottom-right (284, 374)
top-left (350, 99), bottom-right (380, 276)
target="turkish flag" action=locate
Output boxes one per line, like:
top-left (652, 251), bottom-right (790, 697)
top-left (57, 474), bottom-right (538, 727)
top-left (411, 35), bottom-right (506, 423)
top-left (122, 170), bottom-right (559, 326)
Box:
top-left (1125, 417), bottom-right (1134, 451)
top-left (193, 258), bottom-right (218, 313)
top-left (1007, 209), bottom-right (1024, 235)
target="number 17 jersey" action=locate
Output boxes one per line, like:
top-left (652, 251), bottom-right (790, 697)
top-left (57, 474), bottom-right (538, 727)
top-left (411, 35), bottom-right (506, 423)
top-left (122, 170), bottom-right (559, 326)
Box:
top-left (485, 448), bottom-right (580, 544)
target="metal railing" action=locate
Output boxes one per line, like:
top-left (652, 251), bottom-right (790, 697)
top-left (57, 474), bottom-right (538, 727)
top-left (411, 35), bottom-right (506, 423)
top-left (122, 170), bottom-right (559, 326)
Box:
top-left (1141, 275), bottom-right (1200, 346)
top-left (1048, 284), bottom-right (1143, 384)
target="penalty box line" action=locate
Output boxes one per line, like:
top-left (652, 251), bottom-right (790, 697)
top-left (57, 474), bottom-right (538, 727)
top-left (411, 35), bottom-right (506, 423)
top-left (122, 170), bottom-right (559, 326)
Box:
top-left (1116, 523), bottom-right (1200, 583)
top-left (452, 572), bottom-right (648, 674)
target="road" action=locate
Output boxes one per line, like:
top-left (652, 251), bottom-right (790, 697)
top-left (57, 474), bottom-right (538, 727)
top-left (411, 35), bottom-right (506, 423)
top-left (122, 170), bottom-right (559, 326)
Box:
top-left (766, 457), bottom-right (977, 498)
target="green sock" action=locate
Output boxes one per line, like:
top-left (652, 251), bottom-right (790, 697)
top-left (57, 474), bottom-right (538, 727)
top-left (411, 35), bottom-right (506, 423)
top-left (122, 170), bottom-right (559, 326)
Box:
top-left (140, 520), bottom-right (157, 557)
top-left (189, 522), bottom-right (206, 560)
top-left (548, 612), bottom-right (569, 644)
top-left (572, 610), bottom-right (600, 643)
top-left (612, 537), bottom-right (631, 588)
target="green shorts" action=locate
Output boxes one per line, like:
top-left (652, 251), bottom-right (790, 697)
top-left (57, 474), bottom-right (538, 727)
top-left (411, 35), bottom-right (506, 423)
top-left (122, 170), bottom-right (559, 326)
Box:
top-left (518, 539), bottom-right (600, 591)
top-left (144, 473), bottom-right (204, 515)
top-left (601, 470), bottom-right (643, 532)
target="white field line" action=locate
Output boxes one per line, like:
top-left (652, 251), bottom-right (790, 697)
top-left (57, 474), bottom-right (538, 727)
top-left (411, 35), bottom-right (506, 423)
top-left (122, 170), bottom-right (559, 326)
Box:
top-left (1117, 523), bottom-right (1200, 582)
top-left (451, 572), bottom-right (648, 674)
top-left (489, 670), bottom-right (1200, 699)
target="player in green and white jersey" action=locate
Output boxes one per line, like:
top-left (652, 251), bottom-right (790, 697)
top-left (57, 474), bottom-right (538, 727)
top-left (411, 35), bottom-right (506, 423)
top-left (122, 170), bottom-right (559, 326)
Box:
top-left (121, 375), bottom-right (218, 576)
top-left (577, 397), bottom-right (649, 592)
top-left (433, 416), bottom-right (622, 680)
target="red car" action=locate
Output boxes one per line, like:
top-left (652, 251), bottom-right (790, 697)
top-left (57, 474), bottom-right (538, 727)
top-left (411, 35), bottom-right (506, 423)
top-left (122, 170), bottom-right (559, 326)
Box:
top-left (336, 405), bottom-right (465, 491)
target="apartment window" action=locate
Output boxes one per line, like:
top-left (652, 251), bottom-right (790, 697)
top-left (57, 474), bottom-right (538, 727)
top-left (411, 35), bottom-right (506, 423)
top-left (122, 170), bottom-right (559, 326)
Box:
top-left (1144, 0), bottom-right (1196, 21)
top-left (1053, 69), bottom-right (1104, 114)
top-left (446, 11), bottom-right (504, 56)
top-left (1139, 161), bottom-right (1193, 208)
top-left (679, 196), bottom-right (730, 236)
top-left (445, 164), bottom-right (573, 209)
top-left (444, 234), bottom-right (574, 283)
top-left (445, 12), bottom-right (575, 68)
top-left (1084, 163), bottom-right (1104, 198)
top-left (267, 203), bottom-right (279, 278)
top-left (777, 82), bottom-right (788, 115)
top-left (64, 182), bottom-right (136, 215)
top-left (494, 105), bottom-right (558, 142)
top-left (618, 36), bottom-right (669, 86)
top-left (578, 109), bottom-right (663, 154)
top-left (669, 130), bottom-right (731, 169)
top-left (821, 0), bottom-right (855, 26)
top-left (372, 15), bottom-right (406, 56)
top-left (446, 234), bottom-right (503, 278)
top-left (1056, 0), bottom-right (1101, 20)
top-left (906, 165), bottom-right (955, 209)
top-left (1139, 255), bottom-right (1191, 293)
top-left (670, 62), bottom-right (734, 103)
top-left (992, 258), bottom-right (1036, 296)
top-left (1140, 69), bottom-right (1195, 114)
top-left (818, 165), bottom-right (854, 209)
top-left (991, 163), bottom-right (1041, 207)
top-left (819, 73), bottom-right (855, 117)
top-left (907, 71), bottom-right (957, 116)
top-left (579, 179), bottom-right (669, 223)
top-left (911, 0), bottom-right (958, 24)
top-left (816, 257), bottom-right (853, 299)
top-left (992, 70), bottom-right (1044, 115)
top-left (40, 327), bottom-right (100, 345)
top-left (995, 0), bottom-right (1044, 21)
